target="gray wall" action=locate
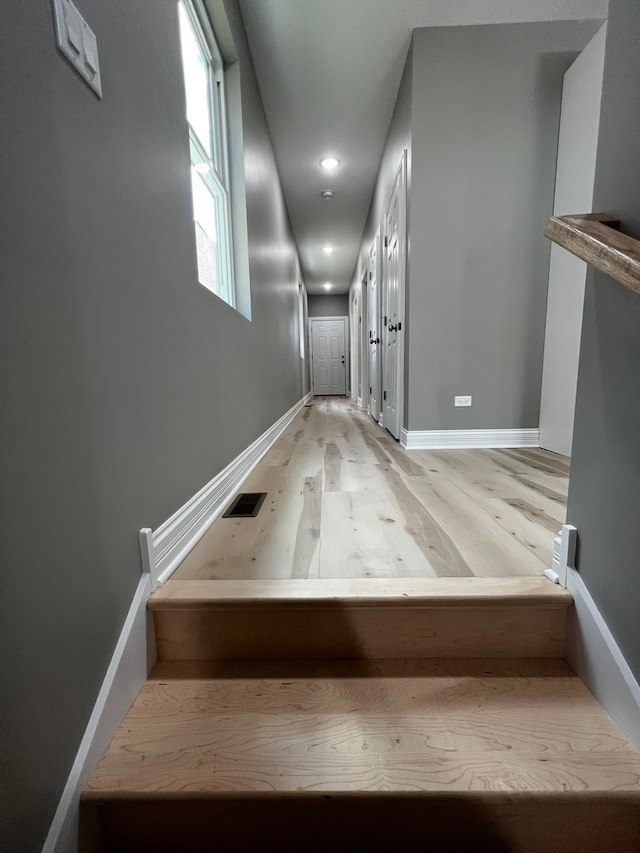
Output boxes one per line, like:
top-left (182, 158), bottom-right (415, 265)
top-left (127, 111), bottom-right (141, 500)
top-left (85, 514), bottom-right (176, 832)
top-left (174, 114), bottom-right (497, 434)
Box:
top-left (308, 293), bottom-right (349, 317)
top-left (407, 21), bottom-right (599, 431)
top-left (566, 0), bottom-right (640, 682)
top-left (0, 1), bottom-right (305, 850)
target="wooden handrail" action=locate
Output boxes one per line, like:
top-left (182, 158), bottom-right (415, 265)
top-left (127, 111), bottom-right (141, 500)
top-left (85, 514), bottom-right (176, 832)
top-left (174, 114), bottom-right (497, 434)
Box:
top-left (544, 213), bottom-right (640, 295)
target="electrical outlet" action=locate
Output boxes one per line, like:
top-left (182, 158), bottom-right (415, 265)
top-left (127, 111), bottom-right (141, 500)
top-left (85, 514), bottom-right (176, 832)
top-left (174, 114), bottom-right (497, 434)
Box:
top-left (454, 395), bottom-right (472, 407)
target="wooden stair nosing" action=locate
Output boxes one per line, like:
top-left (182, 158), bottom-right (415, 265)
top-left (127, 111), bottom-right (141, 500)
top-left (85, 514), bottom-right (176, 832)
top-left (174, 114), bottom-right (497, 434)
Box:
top-left (148, 577), bottom-right (573, 611)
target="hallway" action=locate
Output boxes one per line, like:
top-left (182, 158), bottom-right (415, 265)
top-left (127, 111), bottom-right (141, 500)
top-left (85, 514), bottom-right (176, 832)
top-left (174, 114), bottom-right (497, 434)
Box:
top-left (86, 398), bottom-right (640, 853)
top-left (174, 398), bottom-right (568, 581)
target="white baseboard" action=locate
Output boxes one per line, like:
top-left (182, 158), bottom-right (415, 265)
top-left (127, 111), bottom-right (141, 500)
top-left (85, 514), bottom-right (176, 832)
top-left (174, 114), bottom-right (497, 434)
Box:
top-left (42, 572), bottom-right (156, 853)
top-left (565, 567), bottom-right (640, 750)
top-left (44, 394), bottom-right (313, 851)
top-left (400, 428), bottom-right (540, 450)
top-left (140, 393), bottom-right (312, 589)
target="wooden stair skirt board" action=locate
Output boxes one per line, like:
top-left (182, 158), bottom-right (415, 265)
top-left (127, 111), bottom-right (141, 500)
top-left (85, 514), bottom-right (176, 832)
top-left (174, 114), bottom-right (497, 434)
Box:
top-left (81, 659), bottom-right (640, 853)
top-left (149, 577), bottom-right (572, 660)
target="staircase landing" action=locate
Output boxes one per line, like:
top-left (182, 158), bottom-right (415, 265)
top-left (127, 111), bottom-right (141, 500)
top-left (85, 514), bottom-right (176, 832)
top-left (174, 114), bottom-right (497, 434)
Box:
top-left (173, 398), bottom-right (570, 581)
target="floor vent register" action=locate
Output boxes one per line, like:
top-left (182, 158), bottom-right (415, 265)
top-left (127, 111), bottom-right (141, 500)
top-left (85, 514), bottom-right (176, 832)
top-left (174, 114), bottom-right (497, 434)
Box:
top-left (223, 492), bottom-right (267, 518)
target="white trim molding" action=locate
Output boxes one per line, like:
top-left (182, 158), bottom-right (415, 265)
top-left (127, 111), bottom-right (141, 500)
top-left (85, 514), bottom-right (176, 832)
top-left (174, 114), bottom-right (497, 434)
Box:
top-left (44, 394), bottom-right (314, 851)
top-left (140, 393), bottom-right (312, 589)
top-left (309, 316), bottom-right (349, 398)
top-left (400, 428), bottom-right (540, 451)
top-left (565, 567), bottom-right (640, 751)
top-left (42, 572), bottom-right (155, 853)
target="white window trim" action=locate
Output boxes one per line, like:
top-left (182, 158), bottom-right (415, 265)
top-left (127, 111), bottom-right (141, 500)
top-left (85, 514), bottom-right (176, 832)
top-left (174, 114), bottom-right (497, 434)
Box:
top-left (180, 0), bottom-right (236, 307)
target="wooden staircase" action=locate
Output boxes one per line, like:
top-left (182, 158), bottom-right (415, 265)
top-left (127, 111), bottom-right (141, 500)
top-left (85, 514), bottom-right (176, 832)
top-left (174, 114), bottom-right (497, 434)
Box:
top-left (81, 578), bottom-right (640, 852)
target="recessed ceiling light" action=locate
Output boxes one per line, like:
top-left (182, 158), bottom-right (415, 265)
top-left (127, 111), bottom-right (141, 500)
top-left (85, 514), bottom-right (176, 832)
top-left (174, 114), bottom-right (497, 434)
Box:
top-left (322, 246), bottom-right (334, 255)
top-left (194, 162), bottom-right (210, 173)
top-left (321, 190), bottom-right (335, 200)
top-left (320, 156), bottom-right (340, 171)
top-left (324, 283), bottom-right (332, 290)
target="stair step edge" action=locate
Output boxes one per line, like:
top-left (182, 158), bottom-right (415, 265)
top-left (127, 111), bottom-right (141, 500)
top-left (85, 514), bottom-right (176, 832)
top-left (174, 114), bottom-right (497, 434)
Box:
top-left (149, 577), bottom-right (573, 610)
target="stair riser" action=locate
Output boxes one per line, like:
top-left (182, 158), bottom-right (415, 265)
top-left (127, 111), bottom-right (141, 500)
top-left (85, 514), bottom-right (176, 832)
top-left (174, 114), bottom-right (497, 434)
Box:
top-left (83, 796), bottom-right (640, 853)
top-left (153, 605), bottom-right (567, 660)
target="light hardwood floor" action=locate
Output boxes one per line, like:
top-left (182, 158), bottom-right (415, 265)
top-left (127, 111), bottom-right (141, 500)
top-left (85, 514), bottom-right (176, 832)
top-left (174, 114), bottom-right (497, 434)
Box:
top-left (174, 398), bottom-right (569, 581)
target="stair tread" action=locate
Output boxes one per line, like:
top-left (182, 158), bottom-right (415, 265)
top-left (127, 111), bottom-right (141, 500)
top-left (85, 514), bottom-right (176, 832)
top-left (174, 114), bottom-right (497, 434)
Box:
top-left (84, 660), bottom-right (640, 801)
top-left (149, 577), bottom-right (573, 609)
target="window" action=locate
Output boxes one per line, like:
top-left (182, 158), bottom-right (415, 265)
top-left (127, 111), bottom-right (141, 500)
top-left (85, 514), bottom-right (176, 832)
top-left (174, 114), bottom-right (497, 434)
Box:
top-left (178, 0), bottom-right (235, 306)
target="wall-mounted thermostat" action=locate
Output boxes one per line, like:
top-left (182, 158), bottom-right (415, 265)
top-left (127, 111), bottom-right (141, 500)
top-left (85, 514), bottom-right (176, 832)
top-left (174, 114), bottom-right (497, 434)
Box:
top-left (52, 0), bottom-right (102, 98)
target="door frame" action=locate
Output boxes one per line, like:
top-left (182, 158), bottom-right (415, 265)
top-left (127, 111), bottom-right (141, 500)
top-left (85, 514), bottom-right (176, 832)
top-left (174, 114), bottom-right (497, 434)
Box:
top-left (380, 152), bottom-right (407, 439)
top-left (350, 276), bottom-right (369, 408)
top-left (349, 291), bottom-right (360, 403)
top-left (309, 316), bottom-right (349, 396)
top-left (367, 225), bottom-right (382, 423)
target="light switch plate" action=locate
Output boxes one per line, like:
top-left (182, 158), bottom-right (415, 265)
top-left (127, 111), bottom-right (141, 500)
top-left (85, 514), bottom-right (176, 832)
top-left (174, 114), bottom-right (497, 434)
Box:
top-left (454, 395), bottom-right (472, 407)
top-left (52, 0), bottom-right (102, 98)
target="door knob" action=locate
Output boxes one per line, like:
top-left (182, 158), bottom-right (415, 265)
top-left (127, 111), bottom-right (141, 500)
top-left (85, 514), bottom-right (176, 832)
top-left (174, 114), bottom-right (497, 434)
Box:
top-left (388, 323), bottom-right (397, 332)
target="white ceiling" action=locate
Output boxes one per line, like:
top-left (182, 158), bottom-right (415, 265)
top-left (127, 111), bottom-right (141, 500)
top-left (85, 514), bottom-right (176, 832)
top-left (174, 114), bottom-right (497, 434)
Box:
top-left (238, 0), bottom-right (607, 295)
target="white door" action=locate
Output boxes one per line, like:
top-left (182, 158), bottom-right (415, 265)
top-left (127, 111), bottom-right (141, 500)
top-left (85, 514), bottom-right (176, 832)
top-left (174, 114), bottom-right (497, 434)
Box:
top-left (368, 229), bottom-right (381, 422)
top-left (311, 317), bottom-right (347, 395)
top-left (539, 27), bottom-right (605, 456)
top-left (381, 156), bottom-right (406, 439)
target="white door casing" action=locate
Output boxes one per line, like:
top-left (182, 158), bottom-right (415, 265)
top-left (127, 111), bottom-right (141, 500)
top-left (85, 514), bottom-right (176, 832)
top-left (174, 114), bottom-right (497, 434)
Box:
top-left (359, 277), bottom-right (368, 409)
top-left (349, 290), bottom-right (360, 402)
top-left (539, 27), bottom-right (605, 456)
top-left (368, 227), bottom-right (381, 423)
top-left (311, 317), bottom-right (347, 395)
top-left (381, 154), bottom-right (407, 439)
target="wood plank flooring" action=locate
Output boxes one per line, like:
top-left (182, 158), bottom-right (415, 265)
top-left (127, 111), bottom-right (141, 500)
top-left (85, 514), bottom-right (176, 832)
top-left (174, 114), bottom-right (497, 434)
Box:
top-left (83, 659), bottom-right (640, 852)
top-left (173, 398), bottom-right (569, 580)
top-left (85, 661), bottom-right (640, 797)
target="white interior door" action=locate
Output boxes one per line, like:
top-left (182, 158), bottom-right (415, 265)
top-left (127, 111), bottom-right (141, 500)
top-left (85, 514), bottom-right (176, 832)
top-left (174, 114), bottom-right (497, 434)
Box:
top-left (381, 155), bottom-right (406, 439)
top-left (368, 229), bottom-right (381, 422)
top-left (539, 27), bottom-right (605, 456)
top-left (311, 317), bottom-right (347, 395)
